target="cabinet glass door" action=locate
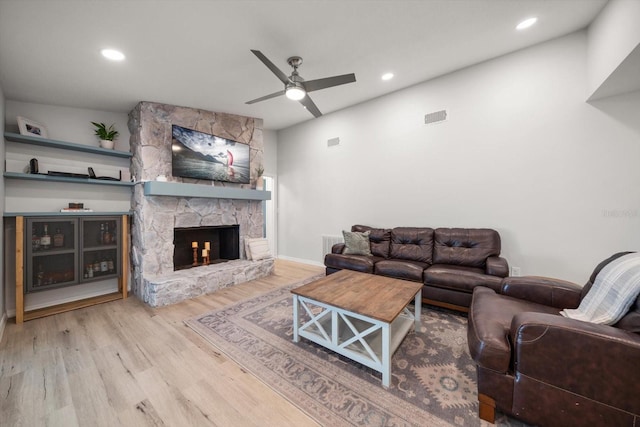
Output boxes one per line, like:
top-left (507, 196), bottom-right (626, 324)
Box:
top-left (80, 217), bottom-right (121, 282)
top-left (26, 218), bottom-right (77, 292)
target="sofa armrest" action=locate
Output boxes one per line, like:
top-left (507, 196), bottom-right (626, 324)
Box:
top-left (485, 256), bottom-right (509, 277)
top-left (511, 312), bottom-right (640, 414)
top-left (500, 276), bottom-right (582, 309)
top-left (331, 243), bottom-right (345, 254)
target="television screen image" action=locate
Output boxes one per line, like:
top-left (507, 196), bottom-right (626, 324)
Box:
top-left (171, 125), bottom-right (250, 184)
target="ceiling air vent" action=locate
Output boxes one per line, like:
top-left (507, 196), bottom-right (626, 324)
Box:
top-left (424, 109), bottom-right (448, 125)
top-left (327, 137), bottom-right (340, 147)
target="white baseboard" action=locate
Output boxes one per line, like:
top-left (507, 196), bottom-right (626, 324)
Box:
top-left (277, 255), bottom-right (324, 268)
top-left (0, 312), bottom-right (7, 343)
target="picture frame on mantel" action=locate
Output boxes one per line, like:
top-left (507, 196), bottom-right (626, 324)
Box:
top-left (17, 116), bottom-right (48, 138)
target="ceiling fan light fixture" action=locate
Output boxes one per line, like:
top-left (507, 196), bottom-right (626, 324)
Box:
top-left (286, 83), bottom-right (306, 101)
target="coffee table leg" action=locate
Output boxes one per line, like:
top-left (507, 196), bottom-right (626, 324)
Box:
top-left (292, 295), bottom-right (299, 342)
top-left (414, 289), bottom-right (422, 331)
top-left (382, 323), bottom-right (390, 388)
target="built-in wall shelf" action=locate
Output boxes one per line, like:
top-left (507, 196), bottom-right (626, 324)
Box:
top-left (4, 132), bottom-right (133, 158)
top-left (143, 181), bottom-right (271, 201)
top-left (3, 172), bottom-right (135, 187)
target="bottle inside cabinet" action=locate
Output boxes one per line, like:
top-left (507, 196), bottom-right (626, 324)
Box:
top-left (30, 253), bottom-right (77, 291)
top-left (30, 219), bottom-right (75, 253)
top-left (26, 218), bottom-right (77, 293)
top-left (84, 219), bottom-right (119, 248)
top-left (80, 217), bottom-right (121, 282)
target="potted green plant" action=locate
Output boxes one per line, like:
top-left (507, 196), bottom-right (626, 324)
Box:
top-left (255, 166), bottom-right (265, 189)
top-left (91, 122), bottom-right (119, 149)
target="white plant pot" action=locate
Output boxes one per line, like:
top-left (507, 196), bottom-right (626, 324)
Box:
top-left (100, 139), bottom-right (115, 149)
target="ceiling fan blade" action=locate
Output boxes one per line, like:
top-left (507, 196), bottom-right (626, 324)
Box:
top-left (304, 73), bottom-right (356, 93)
top-left (299, 95), bottom-right (322, 118)
top-left (250, 49), bottom-right (289, 85)
top-left (245, 89), bottom-right (286, 105)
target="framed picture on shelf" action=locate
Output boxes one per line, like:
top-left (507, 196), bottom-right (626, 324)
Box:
top-left (17, 116), bottom-right (48, 138)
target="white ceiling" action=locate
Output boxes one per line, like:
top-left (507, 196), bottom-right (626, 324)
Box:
top-left (0, 0), bottom-right (608, 130)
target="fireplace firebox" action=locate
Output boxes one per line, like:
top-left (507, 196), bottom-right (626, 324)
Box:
top-left (174, 225), bottom-right (239, 270)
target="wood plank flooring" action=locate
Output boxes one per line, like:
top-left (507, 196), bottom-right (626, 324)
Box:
top-left (0, 260), bottom-right (325, 427)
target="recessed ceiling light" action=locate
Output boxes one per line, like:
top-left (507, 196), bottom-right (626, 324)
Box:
top-left (381, 72), bottom-right (394, 81)
top-left (516, 17), bottom-right (538, 31)
top-left (101, 49), bottom-right (125, 61)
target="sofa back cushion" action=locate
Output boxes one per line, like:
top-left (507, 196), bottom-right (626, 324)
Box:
top-left (351, 225), bottom-right (391, 258)
top-left (389, 227), bottom-right (434, 263)
top-left (433, 228), bottom-right (501, 268)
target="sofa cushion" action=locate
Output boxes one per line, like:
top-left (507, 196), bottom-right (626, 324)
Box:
top-left (468, 287), bottom-right (560, 373)
top-left (375, 259), bottom-right (428, 282)
top-left (247, 238), bottom-right (272, 261)
top-left (342, 230), bottom-right (372, 256)
top-left (352, 225), bottom-right (391, 258)
top-left (389, 227), bottom-right (434, 263)
top-left (424, 264), bottom-right (503, 293)
top-left (433, 228), bottom-right (500, 268)
top-left (323, 253), bottom-right (383, 273)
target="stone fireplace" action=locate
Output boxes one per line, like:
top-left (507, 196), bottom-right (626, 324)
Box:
top-left (128, 101), bottom-right (274, 307)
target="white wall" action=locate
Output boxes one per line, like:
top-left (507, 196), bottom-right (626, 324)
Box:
top-left (277, 31), bottom-right (640, 283)
top-left (587, 0), bottom-right (640, 98)
top-left (5, 101), bottom-right (130, 149)
top-left (0, 83), bottom-right (6, 336)
top-left (263, 129), bottom-right (278, 176)
top-left (263, 129), bottom-right (278, 255)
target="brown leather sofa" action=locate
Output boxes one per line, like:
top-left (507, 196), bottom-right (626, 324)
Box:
top-left (467, 252), bottom-right (640, 426)
top-left (324, 225), bottom-right (509, 311)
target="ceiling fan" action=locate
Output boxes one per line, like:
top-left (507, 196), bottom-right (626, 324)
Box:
top-left (246, 49), bottom-right (356, 118)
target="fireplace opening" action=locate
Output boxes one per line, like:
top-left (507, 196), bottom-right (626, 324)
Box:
top-left (173, 225), bottom-right (239, 270)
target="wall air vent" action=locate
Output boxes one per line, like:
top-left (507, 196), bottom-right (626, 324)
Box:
top-left (424, 109), bottom-right (448, 125)
top-left (327, 137), bottom-right (340, 147)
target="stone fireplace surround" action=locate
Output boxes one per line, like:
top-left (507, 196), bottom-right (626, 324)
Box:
top-left (128, 101), bottom-right (274, 307)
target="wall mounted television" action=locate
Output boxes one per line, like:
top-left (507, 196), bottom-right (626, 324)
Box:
top-left (171, 124), bottom-right (250, 184)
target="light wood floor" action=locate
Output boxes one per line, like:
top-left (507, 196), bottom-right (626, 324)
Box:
top-left (0, 260), bottom-right (325, 427)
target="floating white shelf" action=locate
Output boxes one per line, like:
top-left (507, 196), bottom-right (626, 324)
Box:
top-left (3, 172), bottom-right (135, 187)
top-left (4, 132), bottom-right (132, 158)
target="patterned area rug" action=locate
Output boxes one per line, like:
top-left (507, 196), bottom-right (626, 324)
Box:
top-left (185, 276), bottom-right (526, 427)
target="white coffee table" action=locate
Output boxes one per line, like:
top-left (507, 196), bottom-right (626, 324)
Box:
top-left (291, 270), bottom-right (422, 388)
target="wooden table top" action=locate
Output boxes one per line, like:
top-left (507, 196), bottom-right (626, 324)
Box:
top-left (291, 270), bottom-right (422, 323)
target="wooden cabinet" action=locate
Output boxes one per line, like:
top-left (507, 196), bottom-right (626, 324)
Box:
top-left (15, 214), bottom-right (129, 323)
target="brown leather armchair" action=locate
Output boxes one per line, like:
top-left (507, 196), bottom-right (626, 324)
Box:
top-left (467, 252), bottom-right (640, 427)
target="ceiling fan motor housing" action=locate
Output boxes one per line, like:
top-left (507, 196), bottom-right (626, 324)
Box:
top-left (287, 56), bottom-right (303, 69)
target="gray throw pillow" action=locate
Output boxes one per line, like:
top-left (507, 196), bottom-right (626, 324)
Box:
top-left (342, 230), bottom-right (372, 256)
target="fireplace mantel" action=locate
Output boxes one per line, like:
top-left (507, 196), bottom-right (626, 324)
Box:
top-left (143, 181), bottom-right (271, 201)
